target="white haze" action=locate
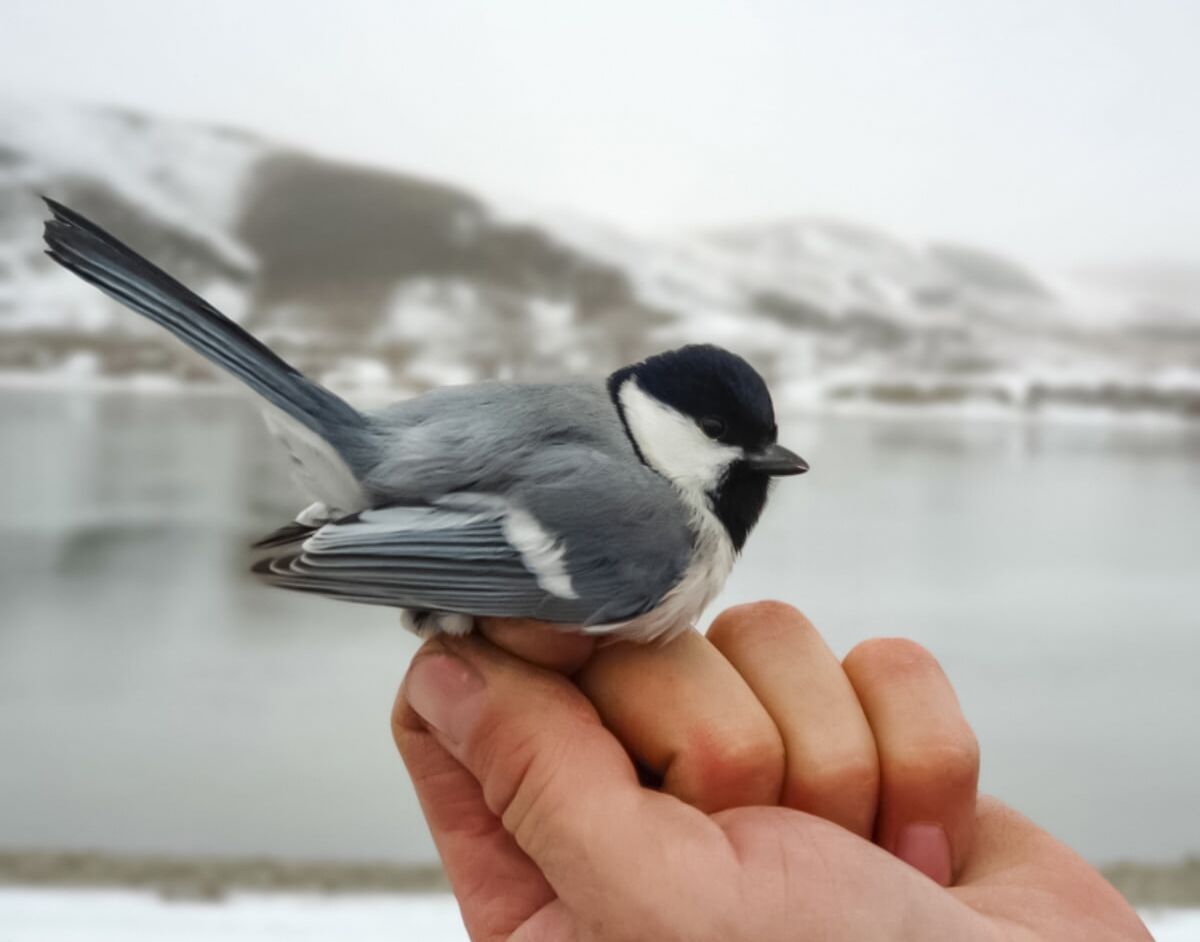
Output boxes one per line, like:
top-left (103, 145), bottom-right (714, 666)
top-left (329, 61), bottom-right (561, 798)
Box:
top-left (1, 0), bottom-right (1198, 267)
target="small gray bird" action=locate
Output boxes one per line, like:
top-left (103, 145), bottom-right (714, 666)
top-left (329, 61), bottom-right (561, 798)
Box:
top-left (42, 199), bottom-right (807, 642)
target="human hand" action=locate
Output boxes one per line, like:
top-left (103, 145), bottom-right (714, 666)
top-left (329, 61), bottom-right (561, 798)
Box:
top-left (394, 605), bottom-right (1150, 941)
top-left (481, 602), bottom-right (976, 874)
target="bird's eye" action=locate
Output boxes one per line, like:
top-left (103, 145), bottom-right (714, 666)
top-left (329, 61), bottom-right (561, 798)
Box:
top-left (699, 417), bottom-right (725, 439)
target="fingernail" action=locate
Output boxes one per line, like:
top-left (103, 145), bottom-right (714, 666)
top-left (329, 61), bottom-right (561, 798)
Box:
top-left (895, 823), bottom-right (952, 886)
top-left (406, 651), bottom-right (485, 745)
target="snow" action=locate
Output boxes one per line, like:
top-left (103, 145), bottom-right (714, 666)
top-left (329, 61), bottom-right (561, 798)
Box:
top-left (0, 97), bottom-right (264, 338)
top-left (0, 96), bottom-right (263, 270)
top-left (0, 888), bottom-right (1189, 941)
top-left (488, 195), bottom-right (753, 343)
top-left (1149, 910), bottom-right (1200, 942)
top-left (0, 888), bottom-right (468, 942)
top-left (489, 194), bottom-right (1200, 423)
top-left (490, 206), bottom-right (1066, 339)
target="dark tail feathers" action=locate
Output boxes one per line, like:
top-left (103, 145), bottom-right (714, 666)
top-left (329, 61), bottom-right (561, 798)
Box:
top-left (42, 198), bottom-right (369, 464)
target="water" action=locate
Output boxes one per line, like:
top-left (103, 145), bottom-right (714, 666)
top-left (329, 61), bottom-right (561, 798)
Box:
top-left (0, 387), bottom-right (1197, 866)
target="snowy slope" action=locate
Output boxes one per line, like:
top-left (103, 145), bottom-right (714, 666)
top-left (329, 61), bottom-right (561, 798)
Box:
top-left (2, 98), bottom-right (1198, 417)
top-left (0, 98), bottom-right (259, 264)
top-left (0, 99), bottom-right (261, 340)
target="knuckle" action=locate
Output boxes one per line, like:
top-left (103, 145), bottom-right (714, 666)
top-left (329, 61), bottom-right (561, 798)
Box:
top-left (707, 600), bottom-right (813, 649)
top-left (675, 718), bottom-right (786, 809)
top-left (473, 716), bottom-right (543, 817)
top-left (807, 754), bottom-right (881, 805)
top-left (785, 752), bottom-right (880, 822)
top-left (845, 636), bottom-right (940, 682)
top-left (546, 679), bottom-right (602, 726)
top-left (468, 677), bottom-right (604, 837)
top-left (502, 738), bottom-right (575, 854)
top-left (389, 704), bottom-right (409, 749)
top-left (891, 734), bottom-right (980, 792)
top-left (739, 598), bottom-right (808, 624)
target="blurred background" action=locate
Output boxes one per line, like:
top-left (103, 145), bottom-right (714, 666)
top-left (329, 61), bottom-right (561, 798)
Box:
top-left (1, 1), bottom-right (1198, 938)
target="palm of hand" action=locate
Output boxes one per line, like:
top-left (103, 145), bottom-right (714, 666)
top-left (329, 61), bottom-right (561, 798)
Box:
top-left (438, 784), bottom-right (1142, 942)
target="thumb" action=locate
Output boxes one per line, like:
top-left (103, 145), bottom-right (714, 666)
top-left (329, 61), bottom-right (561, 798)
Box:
top-left (402, 635), bottom-right (653, 903)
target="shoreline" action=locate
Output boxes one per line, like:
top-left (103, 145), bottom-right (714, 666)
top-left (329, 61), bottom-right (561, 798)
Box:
top-left (2, 370), bottom-right (1199, 432)
top-left (2, 850), bottom-right (1198, 906)
top-left (0, 850), bottom-right (448, 900)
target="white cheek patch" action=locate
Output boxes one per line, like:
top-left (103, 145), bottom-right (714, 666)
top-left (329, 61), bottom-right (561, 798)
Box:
top-left (618, 379), bottom-right (741, 496)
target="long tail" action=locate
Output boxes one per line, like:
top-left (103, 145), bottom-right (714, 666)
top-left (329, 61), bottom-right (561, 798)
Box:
top-left (41, 198), bottom-right (369, 462)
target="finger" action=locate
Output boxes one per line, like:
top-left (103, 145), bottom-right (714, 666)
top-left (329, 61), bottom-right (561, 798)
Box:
top-left (477, 617), bottom-right (595, 673)
top-left (399, 633), bottom-right (678, 914)
top-left (393, 660), bottom-right (554, 941)
top-left (843, 638), bottom-right (980, 886)
top-left (707, 602), bottom-right (880, 837)
top-left (574, 630), bottom-right (785, 812)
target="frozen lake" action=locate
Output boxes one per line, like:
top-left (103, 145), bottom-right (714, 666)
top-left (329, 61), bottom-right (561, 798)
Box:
top-left (1, 387), bottom-right (1198, 866)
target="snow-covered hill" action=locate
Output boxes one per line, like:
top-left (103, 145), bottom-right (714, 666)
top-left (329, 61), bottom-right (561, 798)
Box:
top-left (2, 99), bottom-right (1198, 418)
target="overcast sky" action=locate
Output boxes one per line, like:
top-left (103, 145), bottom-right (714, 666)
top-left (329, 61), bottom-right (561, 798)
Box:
top-left (2, 0), bottom-right (1197, 266)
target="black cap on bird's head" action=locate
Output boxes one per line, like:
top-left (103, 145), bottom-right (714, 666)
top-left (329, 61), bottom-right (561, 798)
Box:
top-left (608, 344), bottom-right (807, 550)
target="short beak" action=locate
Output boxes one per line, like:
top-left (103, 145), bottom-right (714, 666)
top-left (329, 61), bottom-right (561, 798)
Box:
top-left (744, 443), bottom-right (809, 476)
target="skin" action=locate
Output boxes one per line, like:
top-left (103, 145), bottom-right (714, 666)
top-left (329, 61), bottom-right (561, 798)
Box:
top-left (395, 602), bottom-right (1151, 942)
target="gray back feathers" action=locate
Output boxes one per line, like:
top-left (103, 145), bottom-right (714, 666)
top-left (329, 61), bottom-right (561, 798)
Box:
top-left (351, 382), bottom-right (694, 624)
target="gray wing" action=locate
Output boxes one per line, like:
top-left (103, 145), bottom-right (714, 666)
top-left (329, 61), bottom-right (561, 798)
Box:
top-left (254, 457), bottom-right (693, 626)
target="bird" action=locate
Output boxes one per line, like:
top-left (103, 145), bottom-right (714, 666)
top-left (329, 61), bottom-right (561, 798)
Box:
top-left (41, 198), bottom-right (808, 642)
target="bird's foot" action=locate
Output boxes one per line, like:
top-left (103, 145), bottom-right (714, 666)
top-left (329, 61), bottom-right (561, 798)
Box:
top-left (401, 609), bottom-right (476, 637)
